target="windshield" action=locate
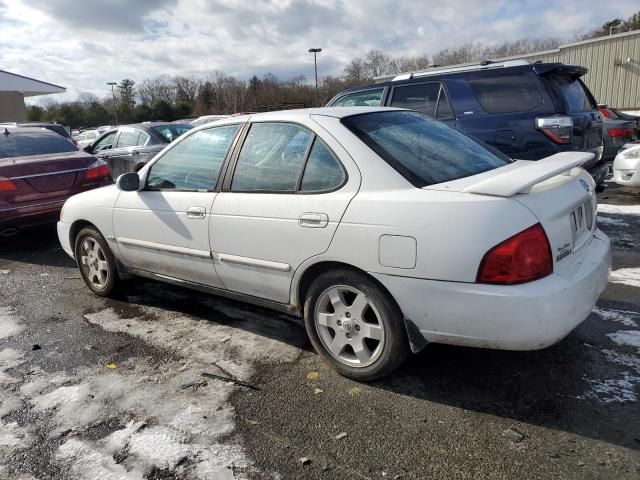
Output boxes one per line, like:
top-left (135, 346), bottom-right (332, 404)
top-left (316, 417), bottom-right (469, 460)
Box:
top-left (153, 124), bottom-right (193, 143)
top-left (0, 132), bottom-right (77, 159)
top-left (342, 111), bottom-right (510, 187)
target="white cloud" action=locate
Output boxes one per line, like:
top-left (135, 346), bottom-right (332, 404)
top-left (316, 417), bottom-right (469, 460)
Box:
top-left (1, 0), bottom-right (638, 103)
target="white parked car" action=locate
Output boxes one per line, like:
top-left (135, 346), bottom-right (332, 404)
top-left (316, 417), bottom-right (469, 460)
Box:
top-left (612, 144), bottom-right (640, 187)
top-left (75, 129), bottom-right (101, 149)
top-left (57, 107), bottom-right (611, 380)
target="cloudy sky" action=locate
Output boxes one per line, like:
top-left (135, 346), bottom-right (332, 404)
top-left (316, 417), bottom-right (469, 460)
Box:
top-left (0, 0), bottom-right (637, 103)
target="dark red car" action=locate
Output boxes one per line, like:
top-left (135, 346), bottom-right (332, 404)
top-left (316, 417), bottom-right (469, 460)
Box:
top-left (0, 127), bottom-right (112, 238)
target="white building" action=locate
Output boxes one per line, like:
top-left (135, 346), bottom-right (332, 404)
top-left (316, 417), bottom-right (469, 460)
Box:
top-left (0, 69), bottom-right (65, 122)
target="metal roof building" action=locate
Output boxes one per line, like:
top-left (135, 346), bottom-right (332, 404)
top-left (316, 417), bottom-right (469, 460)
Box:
top-left (498, 30), bottom-right (640, 110)
top-left (0, 69), bottom-right (65, 122)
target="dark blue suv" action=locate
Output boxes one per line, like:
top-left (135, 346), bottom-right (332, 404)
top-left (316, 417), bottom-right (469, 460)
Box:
top-left (327, 60), bottom-right (607, 188)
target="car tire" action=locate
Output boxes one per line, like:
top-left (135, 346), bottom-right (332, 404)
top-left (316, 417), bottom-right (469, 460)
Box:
top-left (303, 269), bottom-right (410, 381)
top-left (74, 226), bottom-right (120, 297)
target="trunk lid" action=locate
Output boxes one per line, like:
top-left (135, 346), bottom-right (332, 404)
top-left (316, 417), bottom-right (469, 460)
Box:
top-left (425, 152), bottom-right (597, 270)
top-left (0, 151), bottom-right (97, 203)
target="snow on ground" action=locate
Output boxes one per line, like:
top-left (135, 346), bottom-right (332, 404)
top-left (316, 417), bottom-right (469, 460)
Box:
top-left (607, 330), bottom-right (640, 350)
top-left (597, 204), bottom-right (640, 216)
top-left (2, 304), bottom-right (303, 479)
top-left (0, 306), bottom-right (24, 340)
top-left (593, 307), bottom-right (640, 328)
top-left (608, 268), bottom-right (640, 288)
top-left (580, 346), bottom-right (640, 403)
top-left (597, 215), bottom-right (630, 227)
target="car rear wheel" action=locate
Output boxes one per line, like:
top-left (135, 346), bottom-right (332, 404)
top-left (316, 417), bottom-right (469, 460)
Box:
top-left (304, 269), bottom-right (409, 381)
top-left (75, 227), bottom-right (120, 297)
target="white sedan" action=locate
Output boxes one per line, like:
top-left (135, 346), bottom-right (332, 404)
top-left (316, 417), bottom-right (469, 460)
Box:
top-left (57, 107), bottom-right (611, 381)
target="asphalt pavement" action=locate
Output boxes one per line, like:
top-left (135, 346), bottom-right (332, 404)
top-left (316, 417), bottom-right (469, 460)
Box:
top-left (0, 182), bottom-right (639, 480)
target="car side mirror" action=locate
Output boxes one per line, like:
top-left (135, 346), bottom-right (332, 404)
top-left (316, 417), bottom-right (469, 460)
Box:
top-left (83, 144), bottom-right (92, 153)
top-left (116, 172), bottom-right (140, 192)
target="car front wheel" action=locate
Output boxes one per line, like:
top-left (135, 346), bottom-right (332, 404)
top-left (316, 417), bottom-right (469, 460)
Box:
top-left (74, 226), bottom-right (120, 297)
top-left (303, 269), bottom-right (410, 381)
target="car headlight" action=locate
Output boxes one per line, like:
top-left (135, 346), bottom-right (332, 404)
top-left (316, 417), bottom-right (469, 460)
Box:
top-left (618, 146), bottom-right (640, 160)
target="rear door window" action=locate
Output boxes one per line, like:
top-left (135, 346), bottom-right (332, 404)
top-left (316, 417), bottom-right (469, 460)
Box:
top-left (300, 139), bottom-right (346, 192)
top-left (115, 129), bottom-right (140, 148)
top-left (231, 123), bottom-right (312, 192)
top-left (547, 75), bottom-right (594, 113)
top-left (390, 83), bottom-right (440, 116)
top-left (0, 132), bottom-right (77, 159)
top-left (468, 73), bottom-right (543, 113)
top-left (331, 89), bottom-right (384, 107)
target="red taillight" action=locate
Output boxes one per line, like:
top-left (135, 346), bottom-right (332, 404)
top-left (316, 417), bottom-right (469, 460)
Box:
top-left (0, 177), bottom-right (17, 192)
top-left (86, 159), bottom-right (111, 180)
top-left (477, 223), bottom-right (552, 285)
top-left (535, 116), bottom-right (573, 145)
top-left (598, 107), bottom-right (612, 119)
top-left (608, 128), bottom-right (633, 138)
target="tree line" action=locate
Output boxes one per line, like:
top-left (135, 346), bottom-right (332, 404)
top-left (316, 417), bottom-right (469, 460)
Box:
top-left (26, 10), bottom-right (639, 129)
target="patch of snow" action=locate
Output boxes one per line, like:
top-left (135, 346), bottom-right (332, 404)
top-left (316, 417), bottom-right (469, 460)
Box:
top-left (0, 392), bottom-right (22, 418)
top-left (597, 215), bottom-right (629, 227)
top-left (593, 307), bottom-right (640, 327)
top-left (0, 306), bottom-right (24, 339)
top-left (0, 421), bottom-right (32, 449)
top-left (57, 438), bottom-right (145, 480)
top-left (0, 348), bottom-right (26, 385)
top-left (597, 204), bottom-right (640, 216)
top-left (580, 349), bottom-right (640, 403)
top-left (607, 330), bottom-right (640, 350)
top-left (609, 268), bottom-right (640, 288)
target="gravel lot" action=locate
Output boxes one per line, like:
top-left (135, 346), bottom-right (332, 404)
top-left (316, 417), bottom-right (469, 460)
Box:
top-left (0, 182), bottom-right (639, 480)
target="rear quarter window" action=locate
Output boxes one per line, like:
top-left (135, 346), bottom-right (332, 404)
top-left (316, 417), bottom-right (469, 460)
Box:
top-left (331, 89), bottom-right (384, 107)
top-left (0, 133), bottom-right (77, 159)
top-left (468, 73), bottom-right (543, 113)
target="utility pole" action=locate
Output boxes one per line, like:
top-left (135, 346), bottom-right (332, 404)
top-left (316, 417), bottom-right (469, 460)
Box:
top-left (308, 48), bottom-right (322, 105)
top-left (107, 82), bottom-right (118, 125)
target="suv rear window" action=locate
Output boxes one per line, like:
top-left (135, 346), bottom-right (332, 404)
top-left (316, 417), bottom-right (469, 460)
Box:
top-left (547, 74), bottom-right (594, 113)
top-left (468, 73), bottom-right (542, 113)
top-left (0, 132), bottom-right (77, 159)
top-left (342, 111), bottom-right (510, 187)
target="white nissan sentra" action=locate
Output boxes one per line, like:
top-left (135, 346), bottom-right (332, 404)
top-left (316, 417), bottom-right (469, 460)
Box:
top-left (58, 107), bottom-right (611, 380)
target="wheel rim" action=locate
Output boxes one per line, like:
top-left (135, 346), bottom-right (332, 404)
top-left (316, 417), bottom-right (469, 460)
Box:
top-left (79, 237), bottom-right (109, 289)
top-left (315, 285), bottom-right (385, 368)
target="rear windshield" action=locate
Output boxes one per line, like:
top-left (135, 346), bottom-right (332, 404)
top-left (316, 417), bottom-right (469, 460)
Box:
top-left (0, 132), bottom-right (77, 159)
top-left (153, 124), bottom-right (192, 143)
top-left (547, 74), bottom-right (594, 113)
top-left (342, 111), bottom-right (510, 187)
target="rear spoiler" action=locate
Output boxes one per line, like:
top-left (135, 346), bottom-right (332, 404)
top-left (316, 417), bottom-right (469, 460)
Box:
top-left (533, 63), bottom-right (587, 78)
top-left (463, 152), bottom-right (594, 197)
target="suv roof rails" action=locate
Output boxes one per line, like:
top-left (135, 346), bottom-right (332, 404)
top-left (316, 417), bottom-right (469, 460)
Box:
top-left (390, 59), bottom-right (531, 82)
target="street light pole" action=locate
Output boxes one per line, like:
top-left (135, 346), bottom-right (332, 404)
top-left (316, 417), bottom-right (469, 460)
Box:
top-left (308, 48), bottom-right (322, 105)
top-left (107, 82), bottom-right (118, 125)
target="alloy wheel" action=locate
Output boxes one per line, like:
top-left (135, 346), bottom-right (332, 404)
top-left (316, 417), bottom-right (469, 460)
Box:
top-left (315, 285), bottom-right (385, 368)
top-left (79, 237), bottom-right (109, 289)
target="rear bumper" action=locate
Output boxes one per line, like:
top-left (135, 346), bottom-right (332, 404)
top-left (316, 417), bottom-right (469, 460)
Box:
top-left (0, 199), bottom-right (65, 230)
top-left (372, 230), bottom-right (611, 351)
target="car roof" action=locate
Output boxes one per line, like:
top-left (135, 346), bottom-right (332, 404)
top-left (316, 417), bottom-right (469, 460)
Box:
top-left (1, 126), bottom-right (59, 136)
top-left (206, 107), bottom-right (402, 127)
top-left (334, 62), bottom-right (587, 96)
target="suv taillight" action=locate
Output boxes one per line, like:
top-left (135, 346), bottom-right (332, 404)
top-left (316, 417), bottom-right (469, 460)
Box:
top-left (608, 128), bottom-right (633, 138)
top-left (477, 223), bottom-right (552, 285)
top-left (86, 159), bottom-right (111, 180)
top-left (535, 115), bottom-right (573, 144)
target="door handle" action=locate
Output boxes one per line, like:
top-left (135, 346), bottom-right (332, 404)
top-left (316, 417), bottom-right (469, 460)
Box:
top-left (186, 206), bottom-right (206, 219)
top-left (298, 212), bottom-right (328, 228)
